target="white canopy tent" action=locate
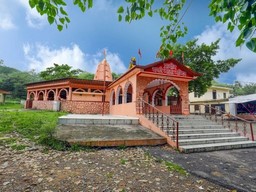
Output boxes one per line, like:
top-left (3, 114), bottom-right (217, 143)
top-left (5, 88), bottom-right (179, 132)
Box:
top-left (228, 94), bottom-right (256, 115)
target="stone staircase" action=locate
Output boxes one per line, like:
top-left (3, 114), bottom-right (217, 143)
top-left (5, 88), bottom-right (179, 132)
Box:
top-left (171, 115), bottom-right (256, 153)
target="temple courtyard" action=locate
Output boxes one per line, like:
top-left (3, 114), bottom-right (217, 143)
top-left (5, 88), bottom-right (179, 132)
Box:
top-left (1, 131), bottom-right (255, 192)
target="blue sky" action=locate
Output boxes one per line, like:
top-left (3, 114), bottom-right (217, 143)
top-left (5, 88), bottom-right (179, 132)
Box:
top-left (0, 0), bottom-right (255, 84)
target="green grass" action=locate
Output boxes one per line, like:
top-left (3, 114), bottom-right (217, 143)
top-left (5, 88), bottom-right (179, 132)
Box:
top-left (0, 110), bottom-right (69, 150)
top-left (165, 160), bottom-right (187, 175)
top-left (0, 102), bottom-right (23, 110)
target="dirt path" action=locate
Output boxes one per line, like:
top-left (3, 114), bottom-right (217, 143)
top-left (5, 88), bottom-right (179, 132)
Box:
top-left (0, 135), bottom-right (229, 192)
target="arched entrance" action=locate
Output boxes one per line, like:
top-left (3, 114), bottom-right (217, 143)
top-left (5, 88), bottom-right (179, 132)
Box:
top-left (143, 79), bottom-right (182, 114)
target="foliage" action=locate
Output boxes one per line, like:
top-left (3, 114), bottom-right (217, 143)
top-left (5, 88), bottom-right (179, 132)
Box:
top-left (39, 63), bottom-right (83, 80)
top-left (0, 110), bottom-right (69, 150)
top-left (0, 63), bottom-right (41, 99)
top-left (232, 81), bottom-right (256, 96)
top-left (0, 102), bottom-right (23, 110)
top-left (211, 80), bottom-right (232, 88)
top-left (172, 39), bottom-right (240, 96)
top-left (78, 72), bottom-right (94, 80)
top-left (209, 0), bottom-right (256, 52)
top-left (112, 72), bottom-right (122, 80)
top-left (29, 0), bottom-right (256, 55)
top-left (165, 160), bottom-right (187, 175)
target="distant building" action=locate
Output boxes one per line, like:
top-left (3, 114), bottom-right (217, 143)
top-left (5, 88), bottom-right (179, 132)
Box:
top-left (189, 85), bottom-right (232, 114)
top-left (0, 89), bottom-right (10, 103)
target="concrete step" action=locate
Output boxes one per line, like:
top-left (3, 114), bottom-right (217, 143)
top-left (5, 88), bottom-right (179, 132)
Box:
top-left (58, 114), bottom-right (139, 125)
top-left (178, 125), bottom-right (224, 129)
top-left (173, 132), bottom-right (240, 140)
top-left (179, 141), bottom-right (256, 153)
top-left (179, 136), bottom-right (249, 146)
top-left (178, 128), bottom-right (231, 134)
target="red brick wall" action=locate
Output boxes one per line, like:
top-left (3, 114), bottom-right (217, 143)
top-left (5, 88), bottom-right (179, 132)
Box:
top-left (32, 101), bottom-right (54, 110)
top-left (61, 101), bottom-right (110, 114)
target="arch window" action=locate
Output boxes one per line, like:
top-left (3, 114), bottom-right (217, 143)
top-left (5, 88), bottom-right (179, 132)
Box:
top-left (59, 89), bottom-right (68, 100)
top-left (47, 90), bottom-right (55, 101)
top-left (124, 82), bottom-right (133, 103)
top-left (116, 86), bottom-right (123, 104)
top-left (38, 91), bottom-right (44, 100)
top-left (110, 90), bottom-right (115, 105)
top-left (29, 92), bottom-right (35, 101)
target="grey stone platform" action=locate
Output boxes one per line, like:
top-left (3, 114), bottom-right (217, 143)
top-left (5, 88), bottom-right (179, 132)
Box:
top-left (56, 114), bottom-right (166, 147)
top-left (58, 114), bottom-right (139, 125)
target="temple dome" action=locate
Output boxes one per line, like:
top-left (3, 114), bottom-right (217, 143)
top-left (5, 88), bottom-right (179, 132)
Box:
top-left (94, 59), bottom-right (113, 81)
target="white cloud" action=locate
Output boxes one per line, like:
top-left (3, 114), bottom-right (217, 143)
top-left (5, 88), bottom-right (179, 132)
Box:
top-left (18, 0), bottom-right (46, 28)
top-left (0, 17), bottom-right (15, 30)
top-left (0, 2), bottom-right (16, 30)
top-left (195, 23), bottom-right (256, 84)
top-left (23, 43), bottom-right (126, 74)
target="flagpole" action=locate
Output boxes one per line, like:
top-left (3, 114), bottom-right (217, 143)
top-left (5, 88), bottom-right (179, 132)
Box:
top-left (102, 49), bottom-right (106, 116)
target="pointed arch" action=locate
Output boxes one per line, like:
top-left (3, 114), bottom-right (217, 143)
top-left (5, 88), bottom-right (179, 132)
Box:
top-left (152, 88), bottom-right (164, 106)
top-left (29, 92), bottom-right (36, 101)
top-left (110, 89), bottom-right (115, 106)
top-left (38, 91), bottom-right (44, 101)
top-left (124, 81), bottom-right (133, 103)
top-left (116, 86), bottom-right (123, 104)
top-left (58, 88), bottom-right (68, 100)
top-left (47, 89), bottom-right (55, 101)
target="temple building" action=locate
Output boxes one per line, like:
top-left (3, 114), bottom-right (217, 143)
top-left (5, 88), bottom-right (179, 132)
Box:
top-left (25, 58), bottom-right (200, 116)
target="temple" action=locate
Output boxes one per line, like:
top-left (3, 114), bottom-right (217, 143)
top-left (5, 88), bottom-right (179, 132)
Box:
top-left (25, 58), bottom-right (200, 116)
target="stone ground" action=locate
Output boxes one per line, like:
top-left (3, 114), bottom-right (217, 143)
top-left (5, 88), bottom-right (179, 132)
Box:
top-left (0, 133), bottom-right (230, 192)
top-left (144, 146), bottom-right (256, 192)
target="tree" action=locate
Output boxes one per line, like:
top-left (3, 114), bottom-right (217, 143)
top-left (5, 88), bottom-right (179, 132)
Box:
top-left (172, 39), bottom-right (241, 96)
top-left (29, 0), bottom-right (256, 54)
top-left (39, 63), bottom-right (82, 80)
top-left (232, 81), bottom-right (256, 96)
top-left (209, 0), bottom-right (256, 52)
top-left (0, 71), bottom-right (41, 99)
top-left (78, 72), bottom-right (94, 80)
top-left (112, 72), bottom-right (122, 80)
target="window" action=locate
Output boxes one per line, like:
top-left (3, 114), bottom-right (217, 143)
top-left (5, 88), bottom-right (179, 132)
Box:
top-left (212, 90), bottom-right (217, 99)
top-left (195, 105), bottom-right (199, 111)
top-left (223, 92), bottom-right (226, 99)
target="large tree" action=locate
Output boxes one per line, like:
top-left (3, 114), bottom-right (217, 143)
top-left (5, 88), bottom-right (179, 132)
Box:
top-left (29, 0), bottom-right (256, 54)
top-left (172, 39), bottom-right (241, 96)
top-left (232, 81), bottom-right (256, 96)
top-left (39, 63), bottom-right (82, 80)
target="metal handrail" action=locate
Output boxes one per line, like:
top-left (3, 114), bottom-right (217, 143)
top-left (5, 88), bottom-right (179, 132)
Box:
top-left (137, 98), bottom-right (179, 148)
top-left (196, 104), bottom-right (255, 141)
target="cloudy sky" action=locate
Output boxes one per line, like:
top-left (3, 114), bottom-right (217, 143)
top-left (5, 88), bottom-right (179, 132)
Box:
top-left (0, 0), bottom-right (255, 84)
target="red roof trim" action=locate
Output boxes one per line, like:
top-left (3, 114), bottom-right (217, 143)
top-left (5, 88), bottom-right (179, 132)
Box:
top-left (139, 58), bottom-right (201, 77)
top-left (26, 78), bottom-right (112, 87)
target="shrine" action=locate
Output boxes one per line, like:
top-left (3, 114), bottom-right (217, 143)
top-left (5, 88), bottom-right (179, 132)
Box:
top-left (25, 58), bottom-right (200, 116)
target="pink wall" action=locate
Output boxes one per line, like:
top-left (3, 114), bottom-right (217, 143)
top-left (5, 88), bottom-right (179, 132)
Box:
top-left (110, 102), bottom-right (137, 117)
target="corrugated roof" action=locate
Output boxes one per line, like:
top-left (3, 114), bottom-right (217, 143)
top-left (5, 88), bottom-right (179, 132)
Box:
top-left (228, 94), bottom-right (256, 103)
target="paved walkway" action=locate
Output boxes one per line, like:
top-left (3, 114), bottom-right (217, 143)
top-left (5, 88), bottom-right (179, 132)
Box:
top-left (144, 146), bottom-right (256, 192)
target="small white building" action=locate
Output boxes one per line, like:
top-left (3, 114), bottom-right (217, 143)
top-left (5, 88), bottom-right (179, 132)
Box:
top-left (189, 85), bottom-right (232, 114)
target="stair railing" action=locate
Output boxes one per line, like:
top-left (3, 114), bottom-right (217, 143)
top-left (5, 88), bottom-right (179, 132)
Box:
top-left (137, 98), bottom-right (179, 148)
top-left (196, 105), bottom-right (255, 141)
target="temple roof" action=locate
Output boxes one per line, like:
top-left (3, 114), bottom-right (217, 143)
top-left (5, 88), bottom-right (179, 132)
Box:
top-left (26, 78), bottom-right (112, 87)
top-left (94, 59), bottom-right (113, 81)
